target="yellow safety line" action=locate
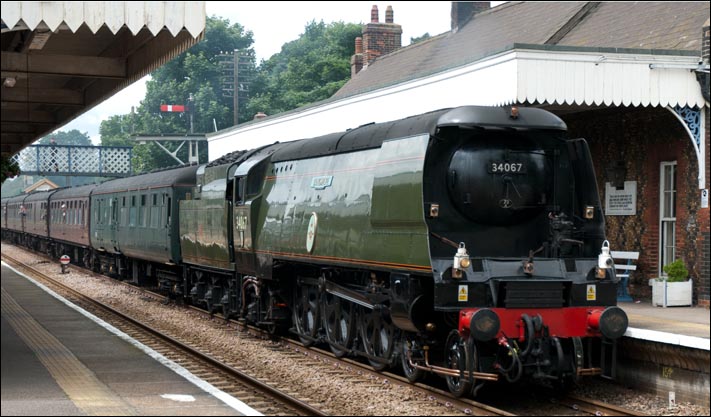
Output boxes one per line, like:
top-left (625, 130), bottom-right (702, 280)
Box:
top-left (1, 288), bottom-right (138, 416)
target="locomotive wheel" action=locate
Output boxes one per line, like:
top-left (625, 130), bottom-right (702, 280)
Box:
top-left (400, 339), bottom-right (425, 383)
top-left (293, 284), bottom-right (320, 347)
top-left (551, 337), bottom-right (577, 392)
top-left (445, 330), bottom-right (472, 397)
top-left (358, 306), bottom-right (397, 371)
top-left (321, 292), bottom-right (355, 357)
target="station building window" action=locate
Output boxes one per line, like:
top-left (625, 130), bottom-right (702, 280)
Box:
top-left (659, 161), bottom-right (677, 275)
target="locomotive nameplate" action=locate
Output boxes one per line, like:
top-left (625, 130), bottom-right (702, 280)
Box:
top-left (487, 161), bottom-right (526, 174)
top-left (310, 175), bottom-right (333, 190)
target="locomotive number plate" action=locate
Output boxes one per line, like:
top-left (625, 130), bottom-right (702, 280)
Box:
top-left (488, 161), bottom-right (526, 174)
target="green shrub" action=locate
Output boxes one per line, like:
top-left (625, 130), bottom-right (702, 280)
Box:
top-left (662, 259), bottom-right (688, 282)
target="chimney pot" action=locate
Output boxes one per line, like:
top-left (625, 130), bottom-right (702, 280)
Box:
top-left (355, 37), bottom-right (363, 54)
top-left (371, 5), bottom-right (379, 23)
top-left (385, 6), bottom-right (394, 23)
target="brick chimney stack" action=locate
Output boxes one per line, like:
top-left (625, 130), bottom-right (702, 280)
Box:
top-left (451, 2), bottom-right (490, 33)
top-left (351, 5), bottom-right (403, 76)
top-left (351, 37), bottom-right (364, 77)
top-left (362, 5), bottom-right (402, 67)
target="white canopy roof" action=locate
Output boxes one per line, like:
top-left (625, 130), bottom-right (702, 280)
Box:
top-left (208, 45), bottom-right (706, 162)
top-left (1, 1), bottom-right (205, 37)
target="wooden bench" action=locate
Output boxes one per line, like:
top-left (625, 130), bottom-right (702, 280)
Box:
top-left (611, 251), bottom-right (639, 302)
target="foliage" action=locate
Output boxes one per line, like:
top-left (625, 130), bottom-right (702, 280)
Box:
top-left (96, 16), bottom-right (361, 173)
top-left (98, 16), bottom-right (255, 173)
top-left (1, 154), bottom-right (20, 184)
top-left (37, 129), bottom-right (93, 146)
top-left (662, 259), bottom-right (689, 282)
top-left (410, 33), bottom-right (432, 44)
top-left (246, 20), bottom-right (361, 117)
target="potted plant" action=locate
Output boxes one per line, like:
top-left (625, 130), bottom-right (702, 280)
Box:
top-left (652, 259), bottom-right (693, 307)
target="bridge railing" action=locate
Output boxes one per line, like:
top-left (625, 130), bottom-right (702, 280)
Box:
top-left (11, 145), bottom-right (133, 177)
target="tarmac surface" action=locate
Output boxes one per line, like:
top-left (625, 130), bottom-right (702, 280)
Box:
top-left (1, 262), bottom-right (256, 416)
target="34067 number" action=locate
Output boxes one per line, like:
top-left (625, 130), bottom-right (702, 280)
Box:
top-left (488, 161), bottom-right (526, 173)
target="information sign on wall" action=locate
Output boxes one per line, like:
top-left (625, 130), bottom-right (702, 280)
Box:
top-left (605, 181), bottom-right (637, 215)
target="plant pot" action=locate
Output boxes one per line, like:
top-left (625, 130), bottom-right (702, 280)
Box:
top-left (652, 279), bottom-right (693, 307)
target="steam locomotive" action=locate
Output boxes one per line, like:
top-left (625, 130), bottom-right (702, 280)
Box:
top-left (2, 106), bottom-right (628, 396)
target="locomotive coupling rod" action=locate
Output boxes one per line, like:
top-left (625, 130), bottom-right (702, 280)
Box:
top-left (322, 279), bottom-right (375, 309)
top-left (409, 351), bottom-right (499, 381)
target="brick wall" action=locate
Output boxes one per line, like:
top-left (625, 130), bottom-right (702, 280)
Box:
top-left (563, 107), bottom-right (706, 304)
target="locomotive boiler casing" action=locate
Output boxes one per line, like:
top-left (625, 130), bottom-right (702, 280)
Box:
top-left (253, 132), bottom-right (432, 276)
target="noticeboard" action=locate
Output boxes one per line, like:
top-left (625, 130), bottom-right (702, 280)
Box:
top-left (605, 181), bottom-right (637, 216)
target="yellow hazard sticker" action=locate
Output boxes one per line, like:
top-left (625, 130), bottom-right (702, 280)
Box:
top-left (586, 284), bottom-right (596, 301)
top-left (458, 285), bottom-right (468, 302)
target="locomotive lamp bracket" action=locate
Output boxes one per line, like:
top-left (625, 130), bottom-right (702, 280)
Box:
top-left (596, 240), bottom-right (613, 279)
top-left (584, 206), bottom-right (594, 219)
top-left (428, 203), bottom-right (439, 218)
top-left (452, 242), bottom-right (471, 279)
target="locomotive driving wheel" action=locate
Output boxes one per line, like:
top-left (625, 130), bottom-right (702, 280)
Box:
top-left (400, 337), bottom-right (425, 383)
top-left (321, 292), bottom-right (355, 357)
top-left (292, 284), bottom-right (320, 346)
top-left (445, 330), bottom-right (473, 397)
top-left (358, 305), bottom-right (397, 371)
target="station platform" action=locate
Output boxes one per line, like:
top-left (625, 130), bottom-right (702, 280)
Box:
top-left (619, 300), bottom-right (710, 348)
top-left (1, 262), bottom-right (259, 416)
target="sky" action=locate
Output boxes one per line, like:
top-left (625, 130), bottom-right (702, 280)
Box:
top-left (57, 1), bottom-right (455, 144)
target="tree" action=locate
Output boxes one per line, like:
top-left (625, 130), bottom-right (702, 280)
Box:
top-left (37, 129), bottom-right (92, 146)
top-left (246, 20), bottom-right (361, 117)
top-left (410, 33), bottom-right (432, 45)
top-left (1, 154), bottom-right (20, 184)
top-left (99, 16), bottom-right (255, 172)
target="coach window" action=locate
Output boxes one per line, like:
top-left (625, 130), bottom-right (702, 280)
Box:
top-left (130, 196), bottom-right (137, 226)
top-left (150, 194), bottom-right (160, 228)
top-left (166, 196), bottom-right (172, 227)
top-left (140, 194), bottom-right (147, 227)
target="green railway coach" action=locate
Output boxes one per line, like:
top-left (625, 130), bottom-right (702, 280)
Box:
top-left (89, 165), bottom-right (198, 282)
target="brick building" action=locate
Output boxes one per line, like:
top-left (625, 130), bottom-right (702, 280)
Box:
top-left (208, 2), bottom-right (710, 305)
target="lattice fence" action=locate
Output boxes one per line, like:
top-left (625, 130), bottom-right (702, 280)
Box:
top-left (11, 145), bottom-right (132, 177)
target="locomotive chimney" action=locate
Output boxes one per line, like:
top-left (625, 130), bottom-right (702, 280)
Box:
top-left (451, 1), bottom-right (490, 33)
top-left (253, 111), bottom-right (267, 120)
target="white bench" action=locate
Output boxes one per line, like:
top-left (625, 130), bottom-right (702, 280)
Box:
top-left (611, 251), bottom-right (639, 302)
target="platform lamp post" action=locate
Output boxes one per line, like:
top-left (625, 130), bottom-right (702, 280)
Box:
top-left (59, 255), bottom-right (70, 274)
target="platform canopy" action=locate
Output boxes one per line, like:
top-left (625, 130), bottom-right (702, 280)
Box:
top-left (1, 1), bottom-right (205, 156)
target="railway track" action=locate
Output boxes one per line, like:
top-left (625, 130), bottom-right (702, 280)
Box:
top-left (557, 394), bottom-right (647, 416)
top-left (2, 253), bottom-right (327, 416)
top-left (2, 245), bottom-right (646, 416)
